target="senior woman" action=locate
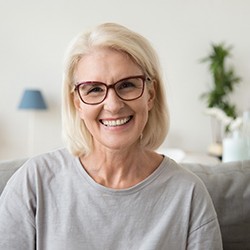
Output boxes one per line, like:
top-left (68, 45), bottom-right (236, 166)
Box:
top-left (0, 23), bottom-right (222, 249)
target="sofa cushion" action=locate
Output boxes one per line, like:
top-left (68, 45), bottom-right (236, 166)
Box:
top-left (0, 158), bottom-right (27, 195)
top-left (0, 158), bottom-right (249, 249)
top-left (181, 160), bottom-right (250, 250)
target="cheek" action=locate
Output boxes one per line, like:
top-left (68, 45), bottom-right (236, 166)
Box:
top-left (77, 104), bottom-right (101, 130)
top-left (77, 110), bottom-right (97, 138)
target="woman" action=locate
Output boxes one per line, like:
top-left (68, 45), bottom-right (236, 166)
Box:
top-left (0, 23), bottom-right (222, 249)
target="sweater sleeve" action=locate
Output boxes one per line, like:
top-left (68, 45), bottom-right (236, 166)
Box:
top-left (188, 217), bottom-right (223, 249)
top-left (0, 164), bottom-right (36, 250)
top-left (186, 177), bottom-right (223, 250)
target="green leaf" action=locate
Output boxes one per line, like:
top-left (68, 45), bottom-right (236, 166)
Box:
top-left (199, 42), bottom-right (241, 122)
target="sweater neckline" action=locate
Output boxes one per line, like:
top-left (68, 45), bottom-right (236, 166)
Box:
top-left (74, 155), bottom-right (169, 195)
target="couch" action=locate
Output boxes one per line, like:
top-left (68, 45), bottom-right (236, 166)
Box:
top-left (0, 158), bottom-right (249, 249)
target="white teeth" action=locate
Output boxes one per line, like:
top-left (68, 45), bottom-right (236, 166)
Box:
top-left (102, 117), bottom-right (131, 127)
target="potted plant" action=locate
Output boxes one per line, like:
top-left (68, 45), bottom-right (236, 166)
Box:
top-left (201, 42), bottom-right (241, 118)
top-left (200, 42), bottom-right (242, 157)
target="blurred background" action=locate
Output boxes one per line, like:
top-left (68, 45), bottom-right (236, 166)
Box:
top-left (0, 0), bottom-right (249, 160)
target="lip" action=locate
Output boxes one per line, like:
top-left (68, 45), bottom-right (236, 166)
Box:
top-left (100, 116), bottom-right (133, 127)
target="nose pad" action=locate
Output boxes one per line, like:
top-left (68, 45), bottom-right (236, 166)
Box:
top-left (103, 88), bottom-right (124, 111)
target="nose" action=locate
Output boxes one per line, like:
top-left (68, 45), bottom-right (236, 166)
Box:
top-left (103, 88), bottom-right (124, 112)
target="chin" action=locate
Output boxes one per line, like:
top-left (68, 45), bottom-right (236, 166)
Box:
top-left (101, 138), bottom-right (140, 151)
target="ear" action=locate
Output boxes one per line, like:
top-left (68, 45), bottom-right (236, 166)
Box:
top-left (73, 93), bottom-right (86, 121)
top-left (147, 80), bottom-right (156, 111)
top-left (73, 92), bottom-right (82, 111)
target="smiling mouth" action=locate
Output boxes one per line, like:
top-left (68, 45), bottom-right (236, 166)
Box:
top-left (100, 116), bottom-right (133, 127)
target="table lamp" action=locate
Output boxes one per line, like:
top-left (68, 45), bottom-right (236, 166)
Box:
top-left (18, 89), bottom-right (48, 155)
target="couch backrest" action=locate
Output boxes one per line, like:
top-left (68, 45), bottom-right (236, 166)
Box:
top-left (181, 160), bottom-right (250, 250)
top-left (0, 158), bottom-right (27, 194)
top-left (0, 158), bottom-right (249, 249)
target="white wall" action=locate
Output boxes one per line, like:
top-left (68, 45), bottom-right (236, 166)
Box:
top-left (0, 0), bottom-right (250, 160)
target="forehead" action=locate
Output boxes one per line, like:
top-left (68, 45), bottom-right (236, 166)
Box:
top-left (75, 47), bottom-right (142, 82)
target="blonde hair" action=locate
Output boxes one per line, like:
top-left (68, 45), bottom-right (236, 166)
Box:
top-left (62, 23), bottom-right (169, 156)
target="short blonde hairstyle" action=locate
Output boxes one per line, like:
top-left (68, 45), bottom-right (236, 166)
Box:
top-left (62, 23), bottom-right (169, 156)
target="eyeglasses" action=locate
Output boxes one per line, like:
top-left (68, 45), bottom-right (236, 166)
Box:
top-left (74, 75), bottom-right (148, 105)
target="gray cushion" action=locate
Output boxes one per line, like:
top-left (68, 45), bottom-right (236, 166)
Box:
top-left (181, 160), bottom-right (250, 250)
top-left (0, 158), bottom-right (27, 194)
top-left (0, 158), bottom-right (249, 249)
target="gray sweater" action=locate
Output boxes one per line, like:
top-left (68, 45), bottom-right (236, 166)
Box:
top-left (0, 148), bottom-right (222, 249)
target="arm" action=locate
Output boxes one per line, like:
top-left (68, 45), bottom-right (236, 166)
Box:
top-left (187, 179), bottom-right (223, 250)
top-left (0, 165), bottom-right (36, 249)
top-left (187, 217), bottom-right (223, 250)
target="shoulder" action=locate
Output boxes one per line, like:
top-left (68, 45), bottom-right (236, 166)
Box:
top-left (29, 147), bottom-right (74, 165)
top-left (160, 156), bottom-right (215, 208)
top-left (22, 148), bottom-right (75, 173)
top-left (162, 156), bottom-right (219, 231)
top-left (4, 148), bottom-right (77, 191)
top-left (161, 156), bottom-right (206, 188)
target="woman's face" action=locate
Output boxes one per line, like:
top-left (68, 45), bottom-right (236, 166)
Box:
top-left (74, 47), bottom-right (155, 152)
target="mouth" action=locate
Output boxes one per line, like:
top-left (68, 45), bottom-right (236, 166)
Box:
top-left (100, 116), bottom-right (133, 127)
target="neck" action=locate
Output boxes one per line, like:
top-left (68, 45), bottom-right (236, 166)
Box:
top-left (80, 146), bottom-right (163, 189)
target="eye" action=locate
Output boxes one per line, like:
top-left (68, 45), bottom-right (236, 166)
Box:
top-left (79, 83), bottom-right (105, 95)
top-left (87, 86), bottom-right (104, 94)
top-left (118, 80), bottom-right (136, 90)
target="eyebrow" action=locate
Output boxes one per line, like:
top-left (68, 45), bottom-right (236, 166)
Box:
top-left (76, 74), bottom-right (145, 86)
top-left (77, 81), bottom-right (102, 85)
